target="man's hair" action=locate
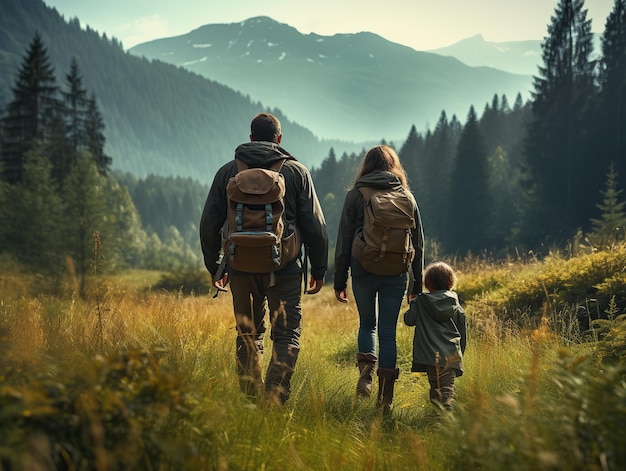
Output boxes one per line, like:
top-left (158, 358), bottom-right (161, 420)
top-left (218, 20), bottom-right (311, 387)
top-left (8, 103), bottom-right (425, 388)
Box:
top-left (251, 113), bottom-right (281, 143)
top-left (424, 261), bottom-right (457, 292)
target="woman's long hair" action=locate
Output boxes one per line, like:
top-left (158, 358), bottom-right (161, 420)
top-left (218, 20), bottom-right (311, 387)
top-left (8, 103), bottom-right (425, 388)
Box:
top-left (353, 145), bottom-right (409, 189)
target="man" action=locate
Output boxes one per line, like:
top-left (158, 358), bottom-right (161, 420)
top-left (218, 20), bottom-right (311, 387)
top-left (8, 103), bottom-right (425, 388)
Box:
top-left (200, 112), bottom-right (328, 406)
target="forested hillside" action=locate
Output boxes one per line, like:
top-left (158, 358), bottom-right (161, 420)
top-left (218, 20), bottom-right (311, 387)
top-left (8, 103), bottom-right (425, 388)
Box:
top-left (0, 0), bottom-right (354, 182)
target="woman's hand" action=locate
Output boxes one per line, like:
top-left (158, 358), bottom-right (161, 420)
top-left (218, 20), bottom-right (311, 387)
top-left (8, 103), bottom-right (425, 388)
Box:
top-left (305, 278), bottom-right (324, 295)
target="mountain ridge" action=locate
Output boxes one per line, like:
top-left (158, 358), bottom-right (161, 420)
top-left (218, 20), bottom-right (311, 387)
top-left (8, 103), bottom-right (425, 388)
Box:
top-left (130, 16), bottom-right (533, 142)
top-left (428, 34), bottom-right (543, 76)
top-left (427, 32), bottom-right (602, 77)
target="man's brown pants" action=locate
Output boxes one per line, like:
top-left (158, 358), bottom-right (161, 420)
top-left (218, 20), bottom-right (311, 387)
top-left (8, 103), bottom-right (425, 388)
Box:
top-left (229, 272), bottom-right (302, 404)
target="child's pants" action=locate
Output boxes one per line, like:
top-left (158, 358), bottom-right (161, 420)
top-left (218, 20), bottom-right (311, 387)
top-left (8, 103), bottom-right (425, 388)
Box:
top-left (426, 367), bottom-right (457, 410)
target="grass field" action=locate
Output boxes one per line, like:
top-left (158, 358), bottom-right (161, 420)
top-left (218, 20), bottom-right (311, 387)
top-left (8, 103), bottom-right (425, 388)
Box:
top-left (1, 247), bottom-right (625, 470)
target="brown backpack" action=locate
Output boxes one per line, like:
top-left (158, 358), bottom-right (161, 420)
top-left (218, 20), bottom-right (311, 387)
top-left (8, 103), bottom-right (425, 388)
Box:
top-left (223, 159), bottom-right (300, 273)
top-left (352, 186), bottom-right (416, 276)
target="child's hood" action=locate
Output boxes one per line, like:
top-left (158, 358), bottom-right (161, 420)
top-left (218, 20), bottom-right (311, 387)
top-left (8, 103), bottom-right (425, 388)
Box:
top-left (418, 290), bottom-right (461, 322)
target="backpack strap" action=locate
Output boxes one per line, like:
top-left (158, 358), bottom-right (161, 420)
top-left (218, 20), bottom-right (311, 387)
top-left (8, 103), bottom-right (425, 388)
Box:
top-left (358, 186), bottom-right (375, 200)
top-left (305, 247), bottom-right (309, 291)
top-left (380, 227), bottom-right (389, 258)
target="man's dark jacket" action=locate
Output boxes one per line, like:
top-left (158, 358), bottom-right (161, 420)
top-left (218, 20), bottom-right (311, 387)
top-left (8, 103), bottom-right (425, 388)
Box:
top-left (200, 141), bottom-right (328, 280)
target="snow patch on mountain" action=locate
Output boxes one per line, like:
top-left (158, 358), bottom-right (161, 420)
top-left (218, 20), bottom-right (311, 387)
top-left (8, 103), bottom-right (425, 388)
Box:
top-left (183, 56), bottom-right (207, 66)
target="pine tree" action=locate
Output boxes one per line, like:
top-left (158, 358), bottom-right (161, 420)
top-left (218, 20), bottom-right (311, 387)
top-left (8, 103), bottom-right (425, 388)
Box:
top-left (598, 0), bottom-right (626, 192)
top-left (62, 58), bottom-right (89, 158)
top-left (61, 152), bottom-right (109, 295)
top-left (5, 141), bottom-right (64, 272)
top-left (47, 111), bottom-right (72, 183)
top-left (313, 148), bottom-right (339, 201)
top-left (337, 150), bottom-right (360, 196)
top-left (447, 106), bottom-right (491, 254)
top-left (101, 175), bottom-right (149, 270)
top-left (312, 148), bottom-right (342, 245)
top-left (0, 161), bottom-right (7, 250)
top-left (521, 0), bottom-right (598, 246)
top-left (85, 93), bottom-right (112, 175)
top-left (484, 100), bottom-right (529, 249)
top-left (589, 162), bottom-right (626, 246)
top-left (398, 125), bottom-right (423, 191)
top-left (421, 111), bottom-right (460, 238)
top-left (1, 33), bottom-right (60, 183)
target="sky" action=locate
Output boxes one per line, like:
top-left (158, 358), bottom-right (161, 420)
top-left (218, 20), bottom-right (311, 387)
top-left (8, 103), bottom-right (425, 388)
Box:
top-left (43, 0), bottom-right (615, 51)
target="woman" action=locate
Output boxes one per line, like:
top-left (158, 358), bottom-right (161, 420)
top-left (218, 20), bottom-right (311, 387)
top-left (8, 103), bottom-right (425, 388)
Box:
top-left (334, 145), bottom-right (424, 413)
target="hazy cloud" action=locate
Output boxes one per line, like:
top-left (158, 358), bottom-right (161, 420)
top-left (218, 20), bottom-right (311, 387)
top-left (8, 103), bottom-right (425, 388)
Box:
top-left (119, 14), bottom-right (171, 48)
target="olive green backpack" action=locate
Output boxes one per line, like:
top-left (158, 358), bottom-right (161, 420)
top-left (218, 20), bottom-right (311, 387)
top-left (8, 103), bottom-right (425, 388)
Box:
top-left (352, 186), bottom-right (416, 276)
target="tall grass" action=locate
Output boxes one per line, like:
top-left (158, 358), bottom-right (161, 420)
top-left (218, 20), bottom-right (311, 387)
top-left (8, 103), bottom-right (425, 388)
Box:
top-left (1, 246), bottom-right (626, 469)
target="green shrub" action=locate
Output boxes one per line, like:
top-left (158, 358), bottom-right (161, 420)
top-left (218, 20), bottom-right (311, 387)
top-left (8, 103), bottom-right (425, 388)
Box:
top-left (0, 350), bottom-right (215, 469)
top-left (153, 269), bottom-right (212, 295)
top-left (443, 351), bottom-right (626, 470)
top-left (460, 244), bottom-right (626, 328)
top-left (555, 353), bottom-right (626, 469)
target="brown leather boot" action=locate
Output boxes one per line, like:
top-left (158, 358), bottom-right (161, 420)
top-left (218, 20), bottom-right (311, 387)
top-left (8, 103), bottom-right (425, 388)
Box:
top-left (377, 368), bottom-right (399, 415)
top-left (356, 352), bottom-right (377, 397)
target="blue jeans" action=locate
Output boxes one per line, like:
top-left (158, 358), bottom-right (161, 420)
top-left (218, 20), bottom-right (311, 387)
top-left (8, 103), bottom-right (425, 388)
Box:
top-left (351, 272), bottom-right (407, 369)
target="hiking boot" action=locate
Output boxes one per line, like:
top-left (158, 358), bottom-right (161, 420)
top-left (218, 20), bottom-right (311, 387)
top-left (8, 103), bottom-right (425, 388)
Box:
top-left (356, 352), bottom-right (377, 397)
top-left (377, 367), bottom-right (399, 415)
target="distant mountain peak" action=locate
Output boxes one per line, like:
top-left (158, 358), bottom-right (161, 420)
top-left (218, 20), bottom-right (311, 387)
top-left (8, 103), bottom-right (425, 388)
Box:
top-left (464, 34), bottom-right (486, 43)
top-left (428, 34), bottom-right (542, 75)
top-left (240, 16), bottom-right (283, 27)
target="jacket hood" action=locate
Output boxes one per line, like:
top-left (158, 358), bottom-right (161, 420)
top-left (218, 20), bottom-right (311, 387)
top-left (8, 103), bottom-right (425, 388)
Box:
top-left (234, 141), bottom-right (296, 168)
top-left (418, 290), bottom-right (462, 322)
top-left (355, 171), bottom-right (403, 190)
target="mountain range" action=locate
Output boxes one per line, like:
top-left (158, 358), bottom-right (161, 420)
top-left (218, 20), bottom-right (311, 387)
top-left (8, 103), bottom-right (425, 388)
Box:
top-left (428, 32), bottom-right (603, 77)
top-left (428, 34), bottom-right (542, 76)
top-left (1, 0), bottom-right (537, 184)
top-left (129, 17), bottom-right (533, 142)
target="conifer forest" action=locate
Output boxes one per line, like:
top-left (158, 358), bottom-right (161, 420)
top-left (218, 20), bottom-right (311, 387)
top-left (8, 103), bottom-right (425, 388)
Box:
top-left (1, 0), bottom-right (625, 277)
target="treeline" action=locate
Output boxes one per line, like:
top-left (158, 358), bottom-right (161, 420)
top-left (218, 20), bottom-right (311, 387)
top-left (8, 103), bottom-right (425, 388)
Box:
top-left (114, 171), bottom-right (209, 267)
top-left (312, 96), bottom-right (530, 257)
top-left (313, 0), bottom-right (626, 258)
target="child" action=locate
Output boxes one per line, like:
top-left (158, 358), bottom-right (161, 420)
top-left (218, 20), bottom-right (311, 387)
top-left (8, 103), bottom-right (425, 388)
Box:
top-left (404, 261), bottom-right (467, 411)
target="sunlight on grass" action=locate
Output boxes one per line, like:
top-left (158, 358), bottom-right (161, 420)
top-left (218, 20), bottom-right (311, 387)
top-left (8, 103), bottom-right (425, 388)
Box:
top-left (1, 248), bottom-right (626, 468)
